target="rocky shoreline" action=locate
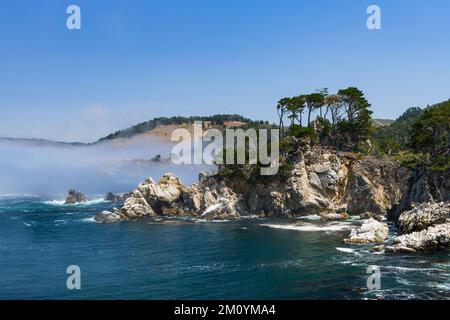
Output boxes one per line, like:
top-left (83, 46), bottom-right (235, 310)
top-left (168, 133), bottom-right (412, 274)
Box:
top-left (95, 147), bottom-right (408, 222)
top-left (89, 145), bottom-right (449, 254)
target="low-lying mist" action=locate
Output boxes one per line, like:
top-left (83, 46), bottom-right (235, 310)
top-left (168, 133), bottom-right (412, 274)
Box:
top-left (0, 136), bottom-right (213, 199)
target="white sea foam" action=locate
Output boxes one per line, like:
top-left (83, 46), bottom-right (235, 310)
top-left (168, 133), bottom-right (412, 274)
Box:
top-left (432, 283), bottom-right (450, 291)
top-left (54, 219), bottom-right (68, 226)
top-left (241, 215), bottom-right (260, 219)
top-left (384, 265), bottom-right (444, 273)
top-left (336, 247), bottom-right (359, 254)
top-left (42, 200), bottom-right (66, 205)
top-left (43, 198), bottom-right (109, 206)
top-left (395, 277), bottom-right (412, 286)
top-left (297, 214), bottom-right (321, 221)
top-left (195, 219), bottom-right (230, 223)
top-left (261, 222), bottom-right (351, 232)
top-left (80, 217), bottom-right (98, 223)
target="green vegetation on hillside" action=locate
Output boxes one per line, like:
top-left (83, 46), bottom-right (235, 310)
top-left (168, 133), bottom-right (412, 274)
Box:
top-left (410, 100), bottom-right (450, 170)
top-left (373, 100), bottom-right (450, 171)
top-left (373, 107), bottom-right (423, 155)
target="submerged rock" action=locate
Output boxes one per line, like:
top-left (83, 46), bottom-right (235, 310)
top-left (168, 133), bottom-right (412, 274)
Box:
top-left (95, 210), bottom-right (123, 223)
top-left (64, 189), bottom-right (87, 204)
top-left (344, 219), bottom-right (389, 244)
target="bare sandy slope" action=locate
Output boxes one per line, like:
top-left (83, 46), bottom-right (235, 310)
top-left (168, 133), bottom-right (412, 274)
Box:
top-left (107, 121), bottom-right (247, 145)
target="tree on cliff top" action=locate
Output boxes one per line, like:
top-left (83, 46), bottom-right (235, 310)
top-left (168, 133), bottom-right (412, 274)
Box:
top-left (411, 101), bottom-right (450, 162)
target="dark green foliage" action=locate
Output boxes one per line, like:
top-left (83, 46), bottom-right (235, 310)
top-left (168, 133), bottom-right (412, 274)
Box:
top-left (373, 107), bottom-right (423, 155)
top-left (382, 100), bottom-right (450, 171)
top-left (410, 101), bottom-right (450, 161)
top-left (276, 87), bottom-right (373, 150)
top-left (288, 125), bottom-right (317, 140)
top-left (335, 87), bottom-right (373, 146)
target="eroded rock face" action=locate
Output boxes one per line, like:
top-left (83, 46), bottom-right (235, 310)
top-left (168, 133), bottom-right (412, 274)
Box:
top-left (386, 222), bottom-right (450, 253)
top-left (386, 202), bottom-right (450, 253)
top-left (239, 150), bottom-right (405, 218)
top-left (390, 167), bottom-right (450, 223)
top-left (64, 189), bottom-right (87, 204)
top-left (398, 202), bottom-right (450, 234)
top-left (344, 219), bottom-right (389, 244)
top-left (95, 147), bottom-right (409, 223)
top-left (95, 172), bottom-right (245, 223)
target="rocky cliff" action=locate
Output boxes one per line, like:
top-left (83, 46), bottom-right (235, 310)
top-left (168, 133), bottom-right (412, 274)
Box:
top-left (390, 166), bottom-right (450, 222)
top-left (95, 146), bottom-right (410, 223)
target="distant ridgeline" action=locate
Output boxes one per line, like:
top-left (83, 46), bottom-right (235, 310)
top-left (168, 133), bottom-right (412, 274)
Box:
top-left (97, 114), bottom-right (272, 142)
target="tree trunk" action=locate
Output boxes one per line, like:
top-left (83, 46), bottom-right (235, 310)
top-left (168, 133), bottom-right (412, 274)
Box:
top-left (308, 108), bottom-right (312, 127)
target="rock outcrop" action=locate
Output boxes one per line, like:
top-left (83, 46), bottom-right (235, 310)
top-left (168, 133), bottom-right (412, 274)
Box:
top-left (64, 189), bottom-right (87, 204)
top-left (390, 167), bottom-right (450, 223)
top-left (386, 202), bottom-right (450, 253)
top-left (344, 219), bottom-right (389, 244)
top-left (386, 222), bottom-right (450, 253)
top-left (95, 146), bottom-right (410, 223)
top-left (227, 149), bottom-right (406, 218)
top-left (95, 173), bottom-right (245, 223)
top-left (105, 192), bottom-right (132, 202)
top-left (397, 202), bottom-right (450, 234)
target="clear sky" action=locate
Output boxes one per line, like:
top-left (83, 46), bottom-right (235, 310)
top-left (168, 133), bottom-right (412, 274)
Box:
top-left (0, 0), bottom-right (449, 142)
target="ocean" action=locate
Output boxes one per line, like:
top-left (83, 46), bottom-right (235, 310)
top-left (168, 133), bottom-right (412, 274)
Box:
top-left (0, 195), bottom-right (449, 300)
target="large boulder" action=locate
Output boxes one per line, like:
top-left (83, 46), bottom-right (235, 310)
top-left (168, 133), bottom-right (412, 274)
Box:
top-left (64, 189), bottom-right (87, 204)
top-left (397, 202), bottom-right (450, 234)
top-left (344, 219), bottom-right (389, 244)
top-left (137, 174), bottom-right (183, 212)
top-left (386, 202), bottom-right (450, 253)
top-left (386, 222), bottom-right (450, 253)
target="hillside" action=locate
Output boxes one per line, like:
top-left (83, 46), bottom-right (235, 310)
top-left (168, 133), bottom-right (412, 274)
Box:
top-left (373, 107), bottom-right (423, 154)
top-left (96, 114), bottom-right (269, 143)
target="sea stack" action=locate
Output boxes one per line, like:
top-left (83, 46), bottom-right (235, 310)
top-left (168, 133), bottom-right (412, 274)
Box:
top-left (64, 189), bottom-right (88, 204)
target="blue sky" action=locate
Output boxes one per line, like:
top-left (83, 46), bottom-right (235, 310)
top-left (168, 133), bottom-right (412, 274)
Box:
top-left (0, 0), bottom-right (449, 142)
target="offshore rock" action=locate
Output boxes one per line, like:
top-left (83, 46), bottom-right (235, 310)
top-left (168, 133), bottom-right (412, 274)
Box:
top-left (386, 222), bottom-right (450, 253)
top-left (344, 219), bottom-right (389, 244)
top-left (64, 189), bottom-right (87, 204)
